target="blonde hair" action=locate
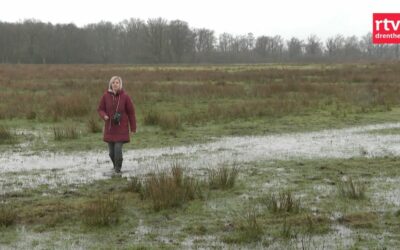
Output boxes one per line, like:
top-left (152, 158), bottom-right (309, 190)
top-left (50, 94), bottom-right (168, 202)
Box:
top-left (108, 76), bottom-right (123, 91)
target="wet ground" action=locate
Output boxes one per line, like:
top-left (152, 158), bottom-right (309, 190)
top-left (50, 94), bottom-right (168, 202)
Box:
top-left (2, 122), bottom-right (400, 194)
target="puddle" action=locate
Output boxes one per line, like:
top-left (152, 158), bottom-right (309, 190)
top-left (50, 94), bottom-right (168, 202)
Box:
top-left (370, 177), bottom-right (400, 207)
top-left (2, 122), bottom-right (400, 193)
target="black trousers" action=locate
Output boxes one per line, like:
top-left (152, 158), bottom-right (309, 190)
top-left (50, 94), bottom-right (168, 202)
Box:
top-left (108, 142), bottom-right (123, 171)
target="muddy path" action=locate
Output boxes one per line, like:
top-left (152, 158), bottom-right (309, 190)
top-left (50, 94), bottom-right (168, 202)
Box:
top-left (2, 122), bottom-right (400, 194)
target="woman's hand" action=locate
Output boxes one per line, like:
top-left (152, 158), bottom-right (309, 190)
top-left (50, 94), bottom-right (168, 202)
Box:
top-left (104, 115), bottom-right (109, 120)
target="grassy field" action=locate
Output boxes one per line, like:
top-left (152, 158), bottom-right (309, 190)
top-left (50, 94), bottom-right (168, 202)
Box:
top-left (1, 63), bottom-right (400, 249)
top-left (1, 63), bottom-right (400, 151)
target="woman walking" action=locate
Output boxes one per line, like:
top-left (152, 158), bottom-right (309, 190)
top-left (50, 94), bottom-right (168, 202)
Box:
top-left (98, 76), bottom-right (136, 173)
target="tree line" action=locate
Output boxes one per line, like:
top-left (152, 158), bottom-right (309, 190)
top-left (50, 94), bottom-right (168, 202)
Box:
top-left (0, 18), bottom-right (398, 64)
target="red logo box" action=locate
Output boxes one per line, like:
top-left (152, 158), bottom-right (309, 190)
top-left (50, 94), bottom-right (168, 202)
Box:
top-left (373, 13), bottom-right (400, 44)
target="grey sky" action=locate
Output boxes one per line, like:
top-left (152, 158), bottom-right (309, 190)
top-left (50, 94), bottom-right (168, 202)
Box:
top-left (1, 0), bottom-right (399, 40)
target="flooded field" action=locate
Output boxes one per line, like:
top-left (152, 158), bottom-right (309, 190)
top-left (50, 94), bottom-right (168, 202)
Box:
top-left (2, 122), bottom-right (400, 194)
top-left (2, 123), bottom-right (400, 249)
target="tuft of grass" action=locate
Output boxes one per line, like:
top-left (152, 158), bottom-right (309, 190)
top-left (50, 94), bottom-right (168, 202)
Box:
top-left (0, 126), bottom-right (16, 144)
top-left (141, 163), bottom-right (203, 211)
top-left (280, 217), bottom-right (295, 239)
top-left (223, 207), bottom-right (263, 244)
top-left (0, 204), bottom-right (17, 227)
top-left (87, 117), bottom-right (102, 133)
top-left (26, 110), bottom-right (37, 120)
top-left (143, 110), bottom-right (182, 131)
top-left (261, 191), bottom-right (301, 214)
top-left (337, 212), bottom-right (377, 228)
top-left (143, 109), bottom-right (161, 126)
top-left (51, 94), bottom-right (89, 118)
top-left (338, 176), bottom-right (366, 200)
top-left (81, 194), bottom-right (124, 227)
top-left (53, 126), bottom-right (80, 140)
top-left (159, 112), bottom-right (182, 131)
top-left (208, 165), bottom-right (239, 190)
top-left (126, 176), bottom-right (143, 193)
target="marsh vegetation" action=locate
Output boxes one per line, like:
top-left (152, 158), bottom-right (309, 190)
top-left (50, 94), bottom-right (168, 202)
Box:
top-left (1, 63), bottom-right (400, 248)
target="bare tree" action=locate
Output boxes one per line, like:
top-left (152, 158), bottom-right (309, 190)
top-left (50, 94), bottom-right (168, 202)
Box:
top-left (119, 18), bottom-right (148, 63)
top-left (343, 36), bottom-right (361, 59)
top-left (168, 20), bottom-right (194, 62)
top-left (86, 21), bottom-right (119, 63)
top-left (326, 34), bottom-right (344, 58)
top-left (218, 33), bottom-right (234, 53)
top-left (146, 18), bottom-right (169, 63)
top-left (287, 37), bottom-right (303, 60)
top-left (1, 18), bottom-right (398, 63)
top-left (194, 28), bottom-right (215, 62)
top-left (305, 34), bottom-right (323, 59)
top-left (255, 35), bottom-right (284, 61)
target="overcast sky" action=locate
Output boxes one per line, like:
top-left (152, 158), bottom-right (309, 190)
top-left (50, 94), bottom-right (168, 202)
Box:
top-left (1, 0), bottom-right (399, 40)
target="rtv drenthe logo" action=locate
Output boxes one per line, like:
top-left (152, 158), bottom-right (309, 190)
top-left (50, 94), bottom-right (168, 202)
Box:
top-left (373, 13), bottom-right (400, 44)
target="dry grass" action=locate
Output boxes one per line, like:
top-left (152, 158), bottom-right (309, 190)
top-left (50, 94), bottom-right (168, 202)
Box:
top-left (261, 191), bottom-right (301, 214)
top-left (1, 63), bottom-right (400, 126)
top-left (158, 112), bottom-right (182, 130)
top-left (143, 109), bottom-right (161, 126)
top-left (208, 165), bottom-right (239, 190)
top-left (143, 110), bottom-right (182, 130)
top-left (0, 204), bottom-right (17, 227)
top-left (126, 176), bottom-right (143, 193)
top-left (141, 164), bottom-right (203, 211)
top-left (0, 126), bottom-right (16, 144)
top-left (51, 94), bottom-right (90, 118)
top-left (87, 117), bottom-right (102, 133)
top-left (223, 207), bottom-right (264, 244)
top-left (338, 176), bottom-right (366, 200)
top-left (81, 194), bottom-right (124, 227)
top-left (53, 126), bottom-right (80, 140)
top-left (337, 212), bottom-right (377, 228)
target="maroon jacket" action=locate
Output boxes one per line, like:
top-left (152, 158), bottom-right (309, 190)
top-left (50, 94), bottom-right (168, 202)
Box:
top-left (97, 89), bottom-right (136, 143)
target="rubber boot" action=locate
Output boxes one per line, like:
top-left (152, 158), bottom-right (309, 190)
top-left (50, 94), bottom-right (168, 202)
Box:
top-left (115, 159), bottom-right (123, 173)
top-left (110, 156), bottom-right (116, 170)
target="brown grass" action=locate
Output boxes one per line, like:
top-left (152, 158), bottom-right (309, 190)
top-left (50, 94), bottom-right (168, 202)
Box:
top-left (338, 177), bottom-right (366, 200)
top-left (337, 212), bottom-right (377, 228)
top-left (1, 63), bottom-right (400, 125)
top-left (0, 126), bottom-right (16, 144)
top-left (223, 207), bottom-right (264, 244)
top-left (53, 126), bottom-right (80, 140)
top-left (0, 204), bottom-right (17, 227)
top-left (87, 117), bottom-right (102, 133)
top-left (81, 194), bottom-right (124, 227)
top-left (261, 191), bottom-right (301, 214)
top-left (208, 165), bottom-right (239, 190)
top-left (141, 164), bottom-right (203, 211)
